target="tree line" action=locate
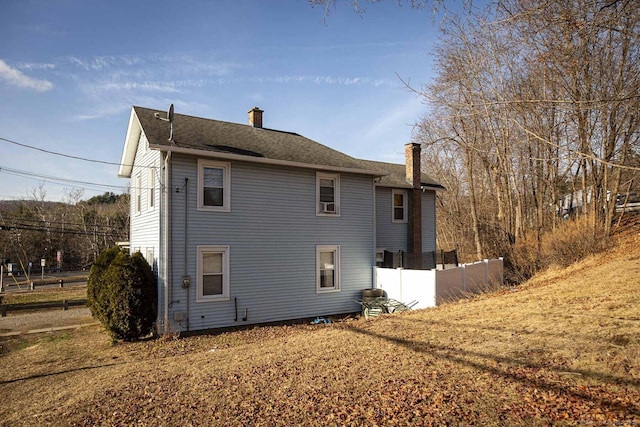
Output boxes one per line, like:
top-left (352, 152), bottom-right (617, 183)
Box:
top-left (411, 0), bottom-right (639, 279)
top-left (0, 189), bottom-right (129, 274)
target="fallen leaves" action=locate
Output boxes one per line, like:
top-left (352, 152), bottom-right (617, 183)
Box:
top-left (2, 232), bottom-right (640, 425)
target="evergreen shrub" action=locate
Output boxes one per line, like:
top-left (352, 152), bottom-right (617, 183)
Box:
top-left (87, 247), bottom-right (157, 341)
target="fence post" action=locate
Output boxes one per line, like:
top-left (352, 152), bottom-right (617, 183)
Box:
top-left (484, 259), bottom-right (489, 285)
top-left (462, 264), bottom-right (466, 292)
top-left (63, 300), bottom-right (68, 311)
top-left (1, 304), bottom-right (6, 317)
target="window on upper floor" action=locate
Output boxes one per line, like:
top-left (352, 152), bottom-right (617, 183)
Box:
top-left (317, 245), bottom-right (340, 293)
top-left (134, 174), bottom-right (141, 214)
top-left (196, 245), bottom-right (230, 302)
top-left (148, 168), bottom-right (155, 210)
top-left (198, 160), bottom-right (231, 212)
top-left (392, 189), bottom-right (407, 223)
top-left (317, 172), bottom-right (340, 216)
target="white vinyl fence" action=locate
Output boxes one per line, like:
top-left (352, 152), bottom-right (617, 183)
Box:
top-left (374, 258), bottom-right (504, 309)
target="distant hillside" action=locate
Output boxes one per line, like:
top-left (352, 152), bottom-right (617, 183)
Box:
top-left (0, 199), bottom-right (63, 211)
top-left (0, 195), bottom-right (129, 270)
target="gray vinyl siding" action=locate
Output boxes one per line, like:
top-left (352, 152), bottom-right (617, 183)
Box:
top-left (375, 187), bottom-right (407, 252)
top-left (375, 186), bottom-right (437, 253)
top-left (421, 190), bottom-right (436, 252)
top-left (128, 133), bottom-right (162, 316)
top-left (166, 154), bottom-right (374, 331)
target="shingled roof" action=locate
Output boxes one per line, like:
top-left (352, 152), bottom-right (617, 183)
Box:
top-left (355, 159), bottom-right (444, 189)
top-left (119, 106), bottom-right (443, 190)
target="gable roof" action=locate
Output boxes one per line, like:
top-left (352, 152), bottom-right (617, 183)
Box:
top-left (119, 106), bottom-right (443, 190)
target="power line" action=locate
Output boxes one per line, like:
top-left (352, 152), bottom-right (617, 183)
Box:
top-left (0, 165), bottom-right (132, 192)
top-left (0, 135), bottom-right (156, 169)
top-left (0, 223), bottom-right (128, 238)
top-left (1, 215), bottom-right (127, 231)
top-left (0, 136), bottom-right (124, 166)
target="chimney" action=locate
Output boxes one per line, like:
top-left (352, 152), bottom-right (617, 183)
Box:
top-left (405, 143), bottom-right (423, 269)
top-left (248, 106), bottom-right (264, 128)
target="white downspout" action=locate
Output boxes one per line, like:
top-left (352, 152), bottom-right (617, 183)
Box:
top-left (372, 179), bottom-right (377, 288)
top-left (163, 150), bottom-right (172, 334)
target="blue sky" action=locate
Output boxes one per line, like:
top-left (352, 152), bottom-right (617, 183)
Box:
top-left (0, 0), bottom-right (447, 202)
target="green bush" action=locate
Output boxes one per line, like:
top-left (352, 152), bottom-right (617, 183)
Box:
top-left (87, 245), bottom-right (124, 322)
top-left (87, 248), bottom-right (157, 341)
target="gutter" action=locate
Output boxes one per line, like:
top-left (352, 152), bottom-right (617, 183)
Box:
top-left (374, 183), bottom-right (446, 191)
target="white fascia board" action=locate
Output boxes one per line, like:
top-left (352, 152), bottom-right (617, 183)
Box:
top-left (118, 108), bottom-right (142, 178)
top-left (147, 143), bottom-right (388, 178)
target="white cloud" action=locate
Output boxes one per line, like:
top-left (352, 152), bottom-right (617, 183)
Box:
top-left (246, 75), bottom-right (394, 87)
top-left (0, 59), bottom-right (53, 91)
top-left (99, 81), bottom-right (180, 93)
top-left (363, 96), bottom-right (422, 143)
top-left (19, 62), bottom-right (56, 71)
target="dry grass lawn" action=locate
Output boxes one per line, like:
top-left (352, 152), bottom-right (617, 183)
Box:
top-left (1, 230), bottom-right (639, 426)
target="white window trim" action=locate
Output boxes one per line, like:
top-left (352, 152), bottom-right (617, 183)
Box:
top-left (197, 159), bottom-right (231, 212)
top-left (316, 245), bottom-right (341, 293)
top-left (134, 174), bottom-right (141, 215)
top-left (392, 189), bottom-right (408, 223)
top-left (316, 172), bottom-right (340, 216)
top-left (196, 245), bottom-right (230, 302)
top-left (148, 168), bottom-right (155, 210)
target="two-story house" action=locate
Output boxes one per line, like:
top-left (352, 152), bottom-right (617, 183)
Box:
top-left (119, 105), bottom-right (443, 334)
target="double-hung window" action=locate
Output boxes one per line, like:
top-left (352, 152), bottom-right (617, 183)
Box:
top-left (392, 189), bottom-right (407, 223)
top-left (134, 174), bottom-right (141, 214)
top-left (197, 245), bottom-right (230, 302)
top-left (198, 160), bottom-right (231, 212)
top-left (317, 245), bottom-right (340, 293)
top-left (148, 168), bottom-right (155, 210)
top-left (317, 172), bottom-right (340, 215)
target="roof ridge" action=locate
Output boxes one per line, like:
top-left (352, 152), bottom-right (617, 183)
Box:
top-left (133, 105), bottom-right (305, 137)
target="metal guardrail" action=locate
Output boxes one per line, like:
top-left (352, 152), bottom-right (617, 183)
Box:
top-left (1, 277), bottom-right (87, 291)
top-left (1, 299), bottom-right (87, 317)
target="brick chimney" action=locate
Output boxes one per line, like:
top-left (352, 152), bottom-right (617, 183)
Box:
top-left (248, 107), bottom-right (264, 128)
top-left (405, 143), bottom-right (423, 269)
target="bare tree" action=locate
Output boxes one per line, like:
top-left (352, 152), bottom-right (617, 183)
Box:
top-left (414, 0), bottom-right (640, 270)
